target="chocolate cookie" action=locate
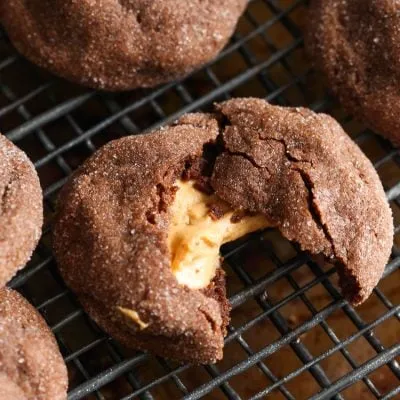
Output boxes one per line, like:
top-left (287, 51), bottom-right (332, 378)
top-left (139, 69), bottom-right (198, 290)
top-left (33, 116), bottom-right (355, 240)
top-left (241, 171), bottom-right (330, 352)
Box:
top-left (306, 0), bottom-right (400, 145)
top-left (0, 288), bottom-right (68, 400)
top-left (53, 98), bottom-right (393, 364)
top-left (0, 0), bottom-right (247, 91)
top-left (0, 134), bottom-right (43, 287)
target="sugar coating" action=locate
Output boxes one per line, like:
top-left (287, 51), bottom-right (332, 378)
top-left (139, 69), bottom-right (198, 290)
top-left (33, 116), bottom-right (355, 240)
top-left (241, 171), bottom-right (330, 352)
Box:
top-left (0, 0), bottom-right (247, 91)
top-left (212, 98), bottom-right (393, 305)
top-left (0, 288), bottom-right (68, 400)
top-left (54, 115), bottom-right (230, 364)
top-left (307, 0), bottom-right (400, 145)
top-left (53, 99), bottom-right (393, 364)
top-left (0, 134), bottom-right (43, 287)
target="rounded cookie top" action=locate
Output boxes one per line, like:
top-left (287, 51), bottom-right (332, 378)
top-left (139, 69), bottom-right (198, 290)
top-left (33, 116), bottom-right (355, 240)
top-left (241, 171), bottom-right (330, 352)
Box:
top-left (211, 98), bottom-right (393, 304)
top-left (0, 0), bottom-right (247, 91)
top-left (0, 288), bottom-right (68, 400)
top-left (0, 134), bottom-right (43, 287)
top-left (306, 0), bottom-right (400, 144)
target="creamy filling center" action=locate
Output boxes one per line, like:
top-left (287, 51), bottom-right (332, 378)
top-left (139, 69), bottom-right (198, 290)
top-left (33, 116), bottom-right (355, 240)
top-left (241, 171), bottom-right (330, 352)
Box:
top-left (168, 180), bottom-right (269, 289)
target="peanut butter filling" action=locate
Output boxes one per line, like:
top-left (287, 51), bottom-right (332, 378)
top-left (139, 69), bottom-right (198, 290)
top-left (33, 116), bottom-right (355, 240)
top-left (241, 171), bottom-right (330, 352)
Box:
top-left (117, 307), bottom-right (149, 330)
top-left (168, 180), bottom-right (269, 289)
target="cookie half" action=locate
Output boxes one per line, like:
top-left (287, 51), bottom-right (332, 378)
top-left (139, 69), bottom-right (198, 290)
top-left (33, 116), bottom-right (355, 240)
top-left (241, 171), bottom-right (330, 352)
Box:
top-left (53, 98), bottom-right (393, 363)
top-left (0, 288), bottom-right (68, 400)
top-left (307, 0), bottom-right (400, 145)
top-left (0, 0), bottom-right (247, 91)
top-left (0, 134), bottom-right (43, 287)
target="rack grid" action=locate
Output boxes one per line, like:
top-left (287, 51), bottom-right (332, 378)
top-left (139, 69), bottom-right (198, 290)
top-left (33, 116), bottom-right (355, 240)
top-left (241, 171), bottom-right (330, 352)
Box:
top-left (1, 0), bottom-right (399, 399)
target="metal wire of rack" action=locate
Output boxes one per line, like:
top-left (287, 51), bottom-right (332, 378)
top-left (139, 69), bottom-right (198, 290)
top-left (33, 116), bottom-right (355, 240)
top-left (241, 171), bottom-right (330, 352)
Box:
top-left (1, 0), bottom-right (399, 399)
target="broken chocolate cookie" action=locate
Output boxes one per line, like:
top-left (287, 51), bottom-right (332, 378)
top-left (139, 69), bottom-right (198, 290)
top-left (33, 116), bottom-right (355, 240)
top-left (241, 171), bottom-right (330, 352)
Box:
top-left (0, 134), bottom-right (43, 287)
top-left (53, 98), bottom-right (393, 364)
top-left (0, 288), bottom-right (68, 400)
top-left (0, 0), bottom-right (247, 91)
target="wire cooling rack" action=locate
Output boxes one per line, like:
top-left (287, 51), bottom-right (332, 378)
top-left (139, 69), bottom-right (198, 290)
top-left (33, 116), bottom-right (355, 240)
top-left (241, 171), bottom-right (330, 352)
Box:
top-left (1, 0), bottom-right (400, 399)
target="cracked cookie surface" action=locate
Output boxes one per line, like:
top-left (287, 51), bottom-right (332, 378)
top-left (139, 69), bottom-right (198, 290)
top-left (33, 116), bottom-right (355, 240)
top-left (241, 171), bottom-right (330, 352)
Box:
top-left (0, 134), bottom-right (43, 287)
top-left (0, 0), bottom-right (247, 91)
top-left (212, 99), bottom-right (393, 305)
top-left (0, 288), bottom-right (68, 400)
top-left (307, 0), bottom-right (400, 145)
top-left (53, 98), bottom-right (393, 363)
